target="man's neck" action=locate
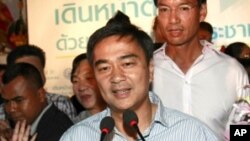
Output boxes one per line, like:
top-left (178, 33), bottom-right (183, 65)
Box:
top-left (166, 40), bottom-right (203, 74)
top-left (111, 99), bottom-right (157, 140)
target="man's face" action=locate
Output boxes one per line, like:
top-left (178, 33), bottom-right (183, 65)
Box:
top-left (198, 28), bottom-right (212, 42)
top-left (72, 60), bottom-right (104, 110)
top-left (1, 76), bottom-right (45, 125)
top-left (157, 0), bottom-right (207, 46)
top-left (15, 56), bottom-right (45, 83)
top-left (239, 46), bottom-right (250, 59)
top-left (92, 35), bottom-right (153, 112)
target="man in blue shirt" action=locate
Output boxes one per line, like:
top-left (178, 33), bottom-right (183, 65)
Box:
top-left (60, 11), bottom-right (218, 141)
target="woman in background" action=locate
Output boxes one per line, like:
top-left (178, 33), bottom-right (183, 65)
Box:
top-left (224, 42), bottom-right (250, 80)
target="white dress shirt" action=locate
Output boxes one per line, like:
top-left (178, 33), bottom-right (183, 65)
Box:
top-left (153, 41), bottom-right (249, 139)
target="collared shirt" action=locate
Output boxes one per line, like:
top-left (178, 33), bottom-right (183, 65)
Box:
top-left (60, 92), bottom-right (218, 141)
top-left (153, 40), bottom-right (249, 139)
top-left (46, 92), bottom-right (76, 120)
top-left (0, 105), bottom-right (4, 120)
top-left (30, 103), bottom-right (52, 135)
top-left (72, 111), bottom-right (91, 123)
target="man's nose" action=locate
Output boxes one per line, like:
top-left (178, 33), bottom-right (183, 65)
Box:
top-left (110, 66), bottom-right (126, 84)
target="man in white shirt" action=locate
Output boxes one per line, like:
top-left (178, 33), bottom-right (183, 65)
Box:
top-left (153, 0), bottom-right (249, 139)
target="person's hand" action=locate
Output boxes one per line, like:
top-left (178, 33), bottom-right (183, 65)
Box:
top-left (0, 120), bottom-right (12, 140)
top-left (11, 120), bottom-right (37, 141)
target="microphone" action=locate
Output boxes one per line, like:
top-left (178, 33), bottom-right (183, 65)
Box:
top-left (123, 109), bottom-right (146, 141)
top-left (99, 116), bottom-right (115, 141)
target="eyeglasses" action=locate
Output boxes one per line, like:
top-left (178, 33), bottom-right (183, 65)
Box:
top-left (158, 4), bottom-right (198, 17)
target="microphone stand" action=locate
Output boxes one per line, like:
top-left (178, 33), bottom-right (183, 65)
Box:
top-left (100, 132), bottom-right (106, 141)
top-left (133, 125), bottom-right (145, 141)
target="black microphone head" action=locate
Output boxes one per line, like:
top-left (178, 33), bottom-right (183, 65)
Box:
top-left (100, 116), bottom-right (115, 134)
top-left (123, 109), bottom-right (139, 127)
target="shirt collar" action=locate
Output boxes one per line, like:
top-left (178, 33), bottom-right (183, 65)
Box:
top-left (30, 103), bottom-right (52, 135)
top-left (149, 92), bottom-right (169, 127)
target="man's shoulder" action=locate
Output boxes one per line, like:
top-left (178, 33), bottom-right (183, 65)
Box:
top-left (153, 44), bottom-right (165, 56)
top-left (74, 109), bottom-right (107, 127)
top-left (61, 110), bottom-right (107, 141)
top-left (161, 107), bottom-right (216, 136)
top-left (45, 92), bottom-right (77, 120)
top-left (46, 92), bottom-right (70, 100)
top-left (61, 109), bottom-right (108, 139)
top-left (203, 44), bottom-right (246, 70)
top-left (36, 104), bottom-right (73, 141)
top-left (40, 104), bottom-right (73, 125)
top-left (161, 107), bottom-right (206, 127)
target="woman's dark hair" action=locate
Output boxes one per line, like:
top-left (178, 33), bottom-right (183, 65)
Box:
top-left (224, 42), bottom-right (249, 59)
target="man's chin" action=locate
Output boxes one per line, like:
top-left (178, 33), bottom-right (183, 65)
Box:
top-left (11, 117), bottom-right (26, 124)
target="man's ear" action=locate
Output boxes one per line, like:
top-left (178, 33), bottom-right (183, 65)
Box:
top-left (199, 3), bottom-right (207, 22)
top-left (149, 59), bottom-right (154, 83)
top-left (37, 88), bottom-right (46, 102)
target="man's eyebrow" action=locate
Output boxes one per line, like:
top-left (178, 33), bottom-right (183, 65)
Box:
top-left (94, 59), bottom-right (108, 67)
top-left (119, 54), bottom-right (138, 60)
top-left (3, 96), bottom-right (24, 102)
top-left (158, 2), bottom-right (195, 7)
top-left (94, 54), bottom-right (139, 67)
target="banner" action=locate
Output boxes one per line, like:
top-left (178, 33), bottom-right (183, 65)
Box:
top-left (27, 0), bottom-right (156, 96)
top-left (206, 0), bottom-right (250, 48)
top-left (27, 0), bottom-right (250, 96)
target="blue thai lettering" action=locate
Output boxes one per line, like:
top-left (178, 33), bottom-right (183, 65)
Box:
top-left (248, 24), bottom-right (250, 37)
top-left (78, 37), bottom-right (86, 49)
top-left (62, 3), bottom-right (77, 24)
top-left (78, 6), bottom-right (93, 22)
top-left (212, 26), bottom-right (218, 40)
top-left (211, 23), bottom-right (250, 41)
top-left (56, 34), bottom-right (68, 50)
top-left (121, 2), bottom-right (126, 13)
top-left (141, 0), bottom-right (155, 17)
top-left (110, 3), bottom-right (116, 16)
top-left (55, 9), bottom-right (59, 25)
top-left (225, 25), bottom-right (236, 38)
top-left (95, 4), bottom-right (109, 21)
top-left (54, 1), bottom-right (156, 25)
top-left (127, 1), bottom-right (139, 17)
top-left (56, 34), bottom-right (88, 51)
top-left (67, 37), bottom-right (77, 50)
top-left (237, 24), bottom-right (247, 37)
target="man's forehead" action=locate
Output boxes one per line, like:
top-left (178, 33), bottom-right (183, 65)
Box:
top-left (2, 76), bottom-right (28, 95)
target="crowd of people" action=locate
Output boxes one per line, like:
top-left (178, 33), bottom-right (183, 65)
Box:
top-left (0, 0), bottom-right (250, 141)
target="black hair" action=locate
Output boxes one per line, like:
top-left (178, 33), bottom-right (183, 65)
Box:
top-left (200, 21), bottom-right (213, 35)
top-left (224, 42), bottom-right (249, 59)
top-left (7, 44), bottom-right (46, 68)
top-left (70, 53), bottom-right (87, 82)
top-left (224, 42), bottom-right (250, 80)
top-left (87, 11), bottom-right (154, 66)
top-left (7, 18), bottom-right (27, 37)
top-left (2, 63), bottom-right (44, 89)
top-left (0, 64), bottom-right (7, 72)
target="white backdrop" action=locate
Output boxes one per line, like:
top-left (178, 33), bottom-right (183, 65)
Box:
top-left (27, 0), bottom-right (250, 96)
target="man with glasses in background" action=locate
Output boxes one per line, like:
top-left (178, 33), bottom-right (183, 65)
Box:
top-left (153, 0), bottom-right (249, 139)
